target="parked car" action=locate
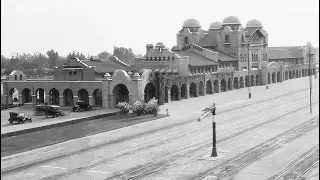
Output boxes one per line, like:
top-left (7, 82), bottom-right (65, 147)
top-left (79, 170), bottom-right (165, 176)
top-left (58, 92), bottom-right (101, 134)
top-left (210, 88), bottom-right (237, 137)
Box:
top-left (72, 100), bottom-right (92, 112)
top-left (8, 112), bottom-right (32, 124)
top-left (44, 105), bottom-right (65, 118)
top-left (34, 105), bottom-right (65, 118)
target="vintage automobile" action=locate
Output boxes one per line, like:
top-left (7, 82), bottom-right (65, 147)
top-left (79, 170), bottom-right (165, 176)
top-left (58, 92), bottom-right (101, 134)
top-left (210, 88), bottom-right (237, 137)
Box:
top-left (34, 105), bottom-right (48, 116)
top-left (72, 100), bottom-right (92, 112)
top-left (45, 105), bottom-right (65, 118)
top-left (34, 105), bottom-right (65, 118)
top-left (8, 112), bottom-right (32, 124)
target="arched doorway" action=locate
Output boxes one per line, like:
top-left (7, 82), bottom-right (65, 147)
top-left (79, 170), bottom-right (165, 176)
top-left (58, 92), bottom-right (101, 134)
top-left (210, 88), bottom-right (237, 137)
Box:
top-left (181, 84), bottom-right (187, 99)
top-left (206, 80), bottom-right (213, 94)
top-left (171, 85), bottom-right (179, 101)
top-left (277, 71), bottom-right (281, 82)
top-left (240, 76), bottom-right (244, 88)
top-left (228, 78), bottom-right (232, 90)
top-left (78, 89), bottom-right (89, 105)
top-left (49, 88), bottom-right (59, 105)
top-left (113, 84), bottom-right (129, 106)
top-left (256, 75), bottom-right (260, 85)
top-left (245, 76), bottom-right (249, 87)
top-left (214, 80), bottom-right (219, 93)
top-left (268, 73), bottom-right (271, 84)
top-left (144, 83), bottom-right (156, 103)
top-left (22, 88), bottom-right (32, 104)
top-left (36, 88), bottom-right (45, 104)
top-left (199, 81), bottom-right (204, 96)
top-left (289, 71), bottom-right (292, 79)
top-left (189, 83), bottom-right (197, 97)
top-left (296, 70), bottom-right (298, 78)
top-left (250, 75), bottom-right (254, 86)
top-left (93, 89), bottom-right (102, 107)
top-left (8, 88), bottom-right (19, 105)
top-left (285, 71), bottom-right (288, 80)
top-left (233, 77), bottom-right (239, 89)
top-left (220, 79), bottom-right (227, 92)
top-left (63, 89), bottom-right (74, 106)
top-left (272, 72), bottom-right (276, 83)
top-left (292, 70), bottom-right (295, 78)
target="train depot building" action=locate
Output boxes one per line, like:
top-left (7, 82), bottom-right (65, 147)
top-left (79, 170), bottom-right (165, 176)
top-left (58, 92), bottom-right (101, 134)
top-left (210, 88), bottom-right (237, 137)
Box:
top-left (2, 16), bottom-right (317, 108)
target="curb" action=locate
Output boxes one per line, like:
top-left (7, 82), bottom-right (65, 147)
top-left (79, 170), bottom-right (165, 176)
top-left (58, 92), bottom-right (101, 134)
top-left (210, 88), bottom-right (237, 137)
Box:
top-left (1, 111), bottom-right (120, 139)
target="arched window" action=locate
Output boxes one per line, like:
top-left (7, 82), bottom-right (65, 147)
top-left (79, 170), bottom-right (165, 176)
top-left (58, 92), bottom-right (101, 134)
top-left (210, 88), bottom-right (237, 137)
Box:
top-left (163, 57), bottom-right (166, 61)
top-left (172, 56), bottom-right (175, 60)
top-left (15, 75), bottom-right (17, 80)
top-left (146, 57), bottom-right (148, 61)
top-left (225, 35), bottom-right (229, 43)
top-left (150, 57), bottom-right (153, 61)
top-left (241, 35), bottom-right (245, 42)
top-left (184, 37), bottom-right (188, 44)
top-left (167, 56), bottom-right (170, 61)
top-left (20, 74), bottom-right (22, 80)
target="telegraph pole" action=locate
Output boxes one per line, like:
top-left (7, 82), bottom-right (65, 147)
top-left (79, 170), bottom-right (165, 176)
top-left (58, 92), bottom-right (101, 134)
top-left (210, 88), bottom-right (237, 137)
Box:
top-left (247, 40), bottom-right (251, 99)
top-left (308, 47), bottom-right (313, 113)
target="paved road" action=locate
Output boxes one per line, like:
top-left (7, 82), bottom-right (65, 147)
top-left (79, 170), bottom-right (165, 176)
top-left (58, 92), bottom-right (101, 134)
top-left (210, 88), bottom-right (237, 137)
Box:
top-left (1, 76), bottom-right (319, 180)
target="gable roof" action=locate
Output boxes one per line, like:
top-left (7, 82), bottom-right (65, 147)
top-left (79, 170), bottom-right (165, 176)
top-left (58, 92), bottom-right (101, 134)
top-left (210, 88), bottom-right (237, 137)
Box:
top-left (204, 47), bottom-right (238, 61)
top-left (268, 48), bottom-right (304, 60)
top-left (197, 33), bottom-right (217, 47)
top-left (81, 59), bottom-right (131, 73)
top-left (174, 51), bottom-right (219, 66)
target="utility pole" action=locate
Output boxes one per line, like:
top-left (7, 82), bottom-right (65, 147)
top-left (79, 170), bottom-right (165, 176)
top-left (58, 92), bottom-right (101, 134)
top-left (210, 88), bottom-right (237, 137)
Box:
top-left (247, 39), bottom-right (251, 99)
top-left (308, 47), bottom-right (313, 113)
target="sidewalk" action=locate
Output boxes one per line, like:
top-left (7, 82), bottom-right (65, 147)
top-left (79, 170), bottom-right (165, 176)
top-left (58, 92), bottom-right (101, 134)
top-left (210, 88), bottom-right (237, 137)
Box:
top-left (1, 76), bottom-right (318, 173)
top-left (1, 108), bottom-right (120, 138)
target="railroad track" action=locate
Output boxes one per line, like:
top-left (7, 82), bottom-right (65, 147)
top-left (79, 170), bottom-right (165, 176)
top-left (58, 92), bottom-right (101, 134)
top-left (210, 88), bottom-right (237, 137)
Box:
top-left (266, 144), bottom-right (319, 180)
top-left (95, 102), bottom-right (319, 180)
top-left (36, 94), bottom-right (319, 180)
top-left (3, 85), bottom-right (318, 175)
top-left (191, 117), bottom-right (319, 180)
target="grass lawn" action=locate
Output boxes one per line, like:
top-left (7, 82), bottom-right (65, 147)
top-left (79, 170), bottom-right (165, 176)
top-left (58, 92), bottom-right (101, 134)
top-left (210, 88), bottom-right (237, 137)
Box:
top-left (1, 113), bottom-right (166, 157)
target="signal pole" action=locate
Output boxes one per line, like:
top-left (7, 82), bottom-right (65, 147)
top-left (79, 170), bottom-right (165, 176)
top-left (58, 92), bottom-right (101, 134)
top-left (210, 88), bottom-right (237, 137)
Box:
top-left (247, 39), bottom-right (251, 99)
top-left (308, 47), bottom-right (313, 113)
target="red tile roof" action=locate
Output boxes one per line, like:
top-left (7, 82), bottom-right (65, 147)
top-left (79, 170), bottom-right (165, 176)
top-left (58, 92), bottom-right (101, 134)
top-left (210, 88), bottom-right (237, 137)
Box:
top-left (268, 48), bottom-right (304, 60)
top-left (205, 47), bottom-right (238, 61)
top-left (81, 59), bottom-right (131, 73)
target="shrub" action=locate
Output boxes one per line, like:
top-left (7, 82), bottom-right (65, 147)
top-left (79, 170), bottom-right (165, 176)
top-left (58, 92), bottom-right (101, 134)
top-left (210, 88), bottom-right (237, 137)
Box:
top-left (144, 98), bottom-right (159, 116)
top-left (116, 101), bottom-right (130, 115)
top-left (131, 100), bottom-right (145, 116)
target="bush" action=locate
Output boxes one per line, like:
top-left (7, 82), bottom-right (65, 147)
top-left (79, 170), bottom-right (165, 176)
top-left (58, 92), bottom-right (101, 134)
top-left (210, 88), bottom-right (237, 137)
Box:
top-left (116, 101), bottom-right (131, 115)
top-left (144, 98), bottom-right (159, 116)
top-left (131, 100), bottom-right (145, 116)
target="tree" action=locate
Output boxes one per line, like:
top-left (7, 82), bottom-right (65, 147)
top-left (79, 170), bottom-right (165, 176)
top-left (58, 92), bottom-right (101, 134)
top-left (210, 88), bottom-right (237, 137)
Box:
top-left (46, 49), bottom-right (59, 69)
top-left (97, 51), bottom-right (111, 60)
top-left (113, 46), bottom-right (135, 64)
top-left (66, 51), bottom-right (86, 60)
top-left (1, 55), bottom-right (9, 70)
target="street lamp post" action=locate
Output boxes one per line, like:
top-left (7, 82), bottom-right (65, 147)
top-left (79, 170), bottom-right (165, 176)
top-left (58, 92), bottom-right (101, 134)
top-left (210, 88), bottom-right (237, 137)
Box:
top-left (308, 48), bottom-right (313, 113)
top-left (247, 40), bottom-right (251, 99)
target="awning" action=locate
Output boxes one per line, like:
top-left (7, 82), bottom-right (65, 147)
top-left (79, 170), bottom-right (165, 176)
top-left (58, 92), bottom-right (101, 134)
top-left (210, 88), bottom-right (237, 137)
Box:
top-left (154, 69), bottom-right (160, 72)
top-left (166, 69), bottom-right (173, 73)
top-left (63, 68), bottom-right (83, 70)
top-left (160, 69), bottom-right (165, 73)
top-left (173, 69), bottom-right (179, 73)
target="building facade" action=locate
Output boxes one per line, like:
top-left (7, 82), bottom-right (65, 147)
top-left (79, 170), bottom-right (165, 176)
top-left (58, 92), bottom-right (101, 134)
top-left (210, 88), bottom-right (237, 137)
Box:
top-left (2, 16), bottom-right (317, 108)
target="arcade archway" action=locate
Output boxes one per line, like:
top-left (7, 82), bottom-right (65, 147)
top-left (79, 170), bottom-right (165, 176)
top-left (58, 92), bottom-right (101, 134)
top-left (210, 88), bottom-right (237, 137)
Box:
top-left (78, 89), bottom-right (89, 105)
top-left (22, 88), bottom-right (32, 104)
top-left (206, 80), bottom-right (213, 94)
top-left (49, 88), bottom-right (59, 105)
top-left (233, 77), bottom-right (239, 89)
top-left (171, 85), bottom-right (179, 101)
top-left (144, 83), bottom-right (156, 103)
top-left (35, 88), bottom-right (45, 104)
top-left (8, 88), bottom-right (19, 104)
top-left (113, 84), bottom-right (129, 106)
top-left (189, 82), bottom-right (197, 97)
top-left (199, 81), bottom-right (204, 96)
top-left (93, 89), bottom-right (102, 107)
top-left (63, 89), bottom-right (74, 106)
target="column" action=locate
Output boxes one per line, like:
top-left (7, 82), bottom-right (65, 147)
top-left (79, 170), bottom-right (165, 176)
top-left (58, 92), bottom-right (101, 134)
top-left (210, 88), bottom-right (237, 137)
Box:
top-left (230, 82), bottom-right (234, 90)
top-left (45, 95), bottom-right (50, 105)
top-left (177, 88), bottom-right (181, 101)
top-left (167, 91), bottom-right (171, 103)
top-left (89, 95), bottom-right (93, 106)
top-left (73, 96), bottom-right (78, 106)
top-left (19, 94), bottom-right (22, 105)
top-left (32, 94), bottom-right (36, 106)
top-left (252, 77), bottom-right (256, 86)
top-left (195, 84), bottom-right (199, 97)
top-left (59, 96), bottom-right (64, 106)
top-left (216, 80), bottom-right (220, 93)
top-left (203, 86), bottom-right (206, 96)
top-left (186, 87), bottom-right (190, 99)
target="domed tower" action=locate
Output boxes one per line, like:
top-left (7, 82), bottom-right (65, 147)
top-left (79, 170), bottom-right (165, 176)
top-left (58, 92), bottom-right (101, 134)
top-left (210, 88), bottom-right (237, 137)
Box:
top-left (245, 19), bottom-right (268, 69)
top-left (222, 16), bottom-right (242, 30)
top-left (176, 18), bottom-right (205, 49)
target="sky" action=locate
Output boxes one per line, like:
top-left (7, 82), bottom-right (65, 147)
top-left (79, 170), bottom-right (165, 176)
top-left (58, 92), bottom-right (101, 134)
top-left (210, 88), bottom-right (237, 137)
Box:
top-left (1, 0), bottom-right (319, 58)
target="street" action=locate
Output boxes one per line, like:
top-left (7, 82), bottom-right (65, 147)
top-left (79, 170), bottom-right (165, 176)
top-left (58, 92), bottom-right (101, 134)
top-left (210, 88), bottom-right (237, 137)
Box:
top-left (1, 76), bottom-right (319, 180)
